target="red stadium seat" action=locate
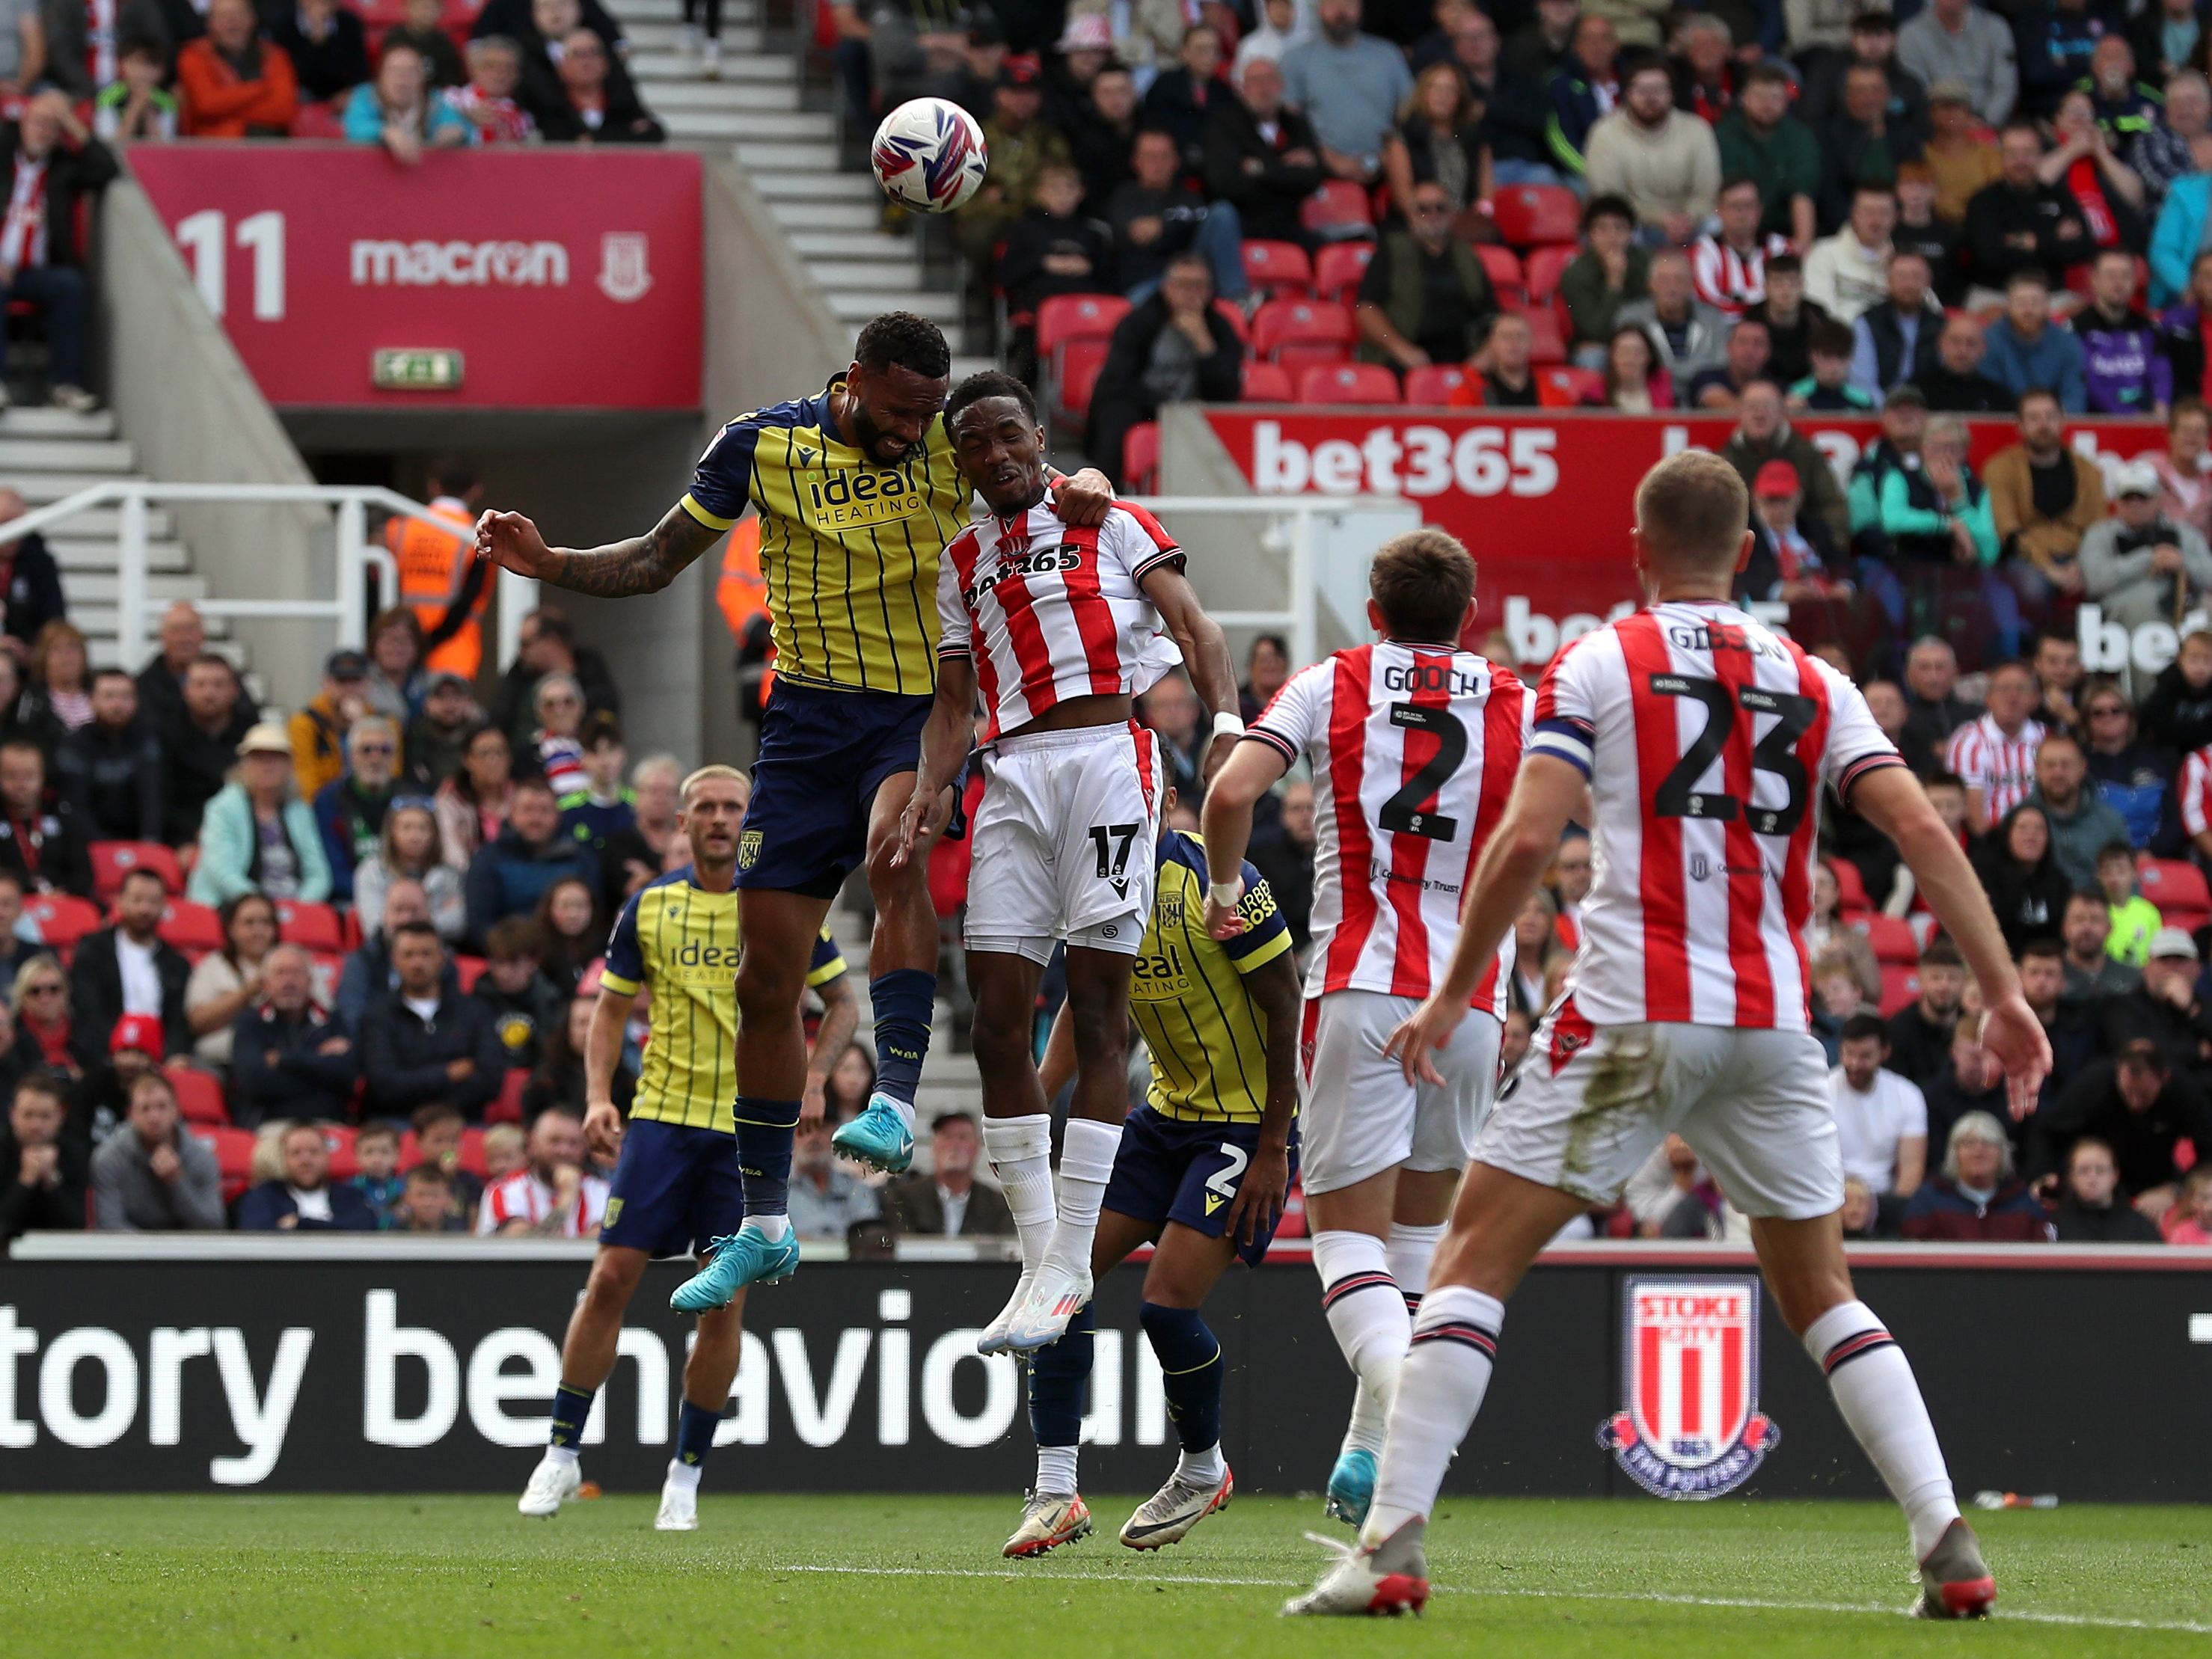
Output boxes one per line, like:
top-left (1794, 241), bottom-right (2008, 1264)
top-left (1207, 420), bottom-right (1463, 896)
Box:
top-left (156, 900), bottom-right (225, 954)
top-left (22, 892), bottom-right (102, 949)
top-left (1210, 298), bottom-right (1251, 343)
top-left (1878, 965), bottom-right (1921, 1018)
top-left (1300, 179), bottom-right (1375, 238)
top-left (191, 1126), bottom-right (258, 1203)
top-left (341, 907), bottom-right (364, 951)
top-left (1403, 364), bottom-right (1471, 405)
top-left (287, 99), bottom-right (346, 138)
top-left (90, 841), bottom-right (184, 901)
top-left (487, 1069), bottom-right (529, 1126)
top-left (1277, 340), bottom-right (1352, 374)
top-left (1252, 298), bottom-right (1356, 361)
top-left (1313, 241), bottom-right (1375, 302)
top-left (1054, 338), bottom-right (1112, 423)
top-left (321, 1124), bottom-right (359, 1181)
top-left (1123, 421), bottom-right (1161, 491)
top-left (455, 954), bottom-right (488, 993)
top-left (1035, 292), bottom-right (1130, 358)
top-left (1860, 914), bottom-right (1919, 964)
top-left (1299, 362), bottom-right (1402, 404)
top-left (1539, 365), bottom-right (1604, 404)
top-left (1242, 239), bottom-right (1314, 296)
top-left (170, 1067), bottom-right (230, 1126)
top-left (2139, 858), bottom-right (2211, 918)
top-left (275, 900), bottom-right (343, 952)
top-left (1241, 361), bottom-right (1294, 401)
top-left (1475, 243), bottom-right (1525, 299)
top-left (1523, 243), bottom-right (1577, 304)
top-left (399, 1127), bottom-right (491, 1180)
top-left (1826, 858), bottom-right (1871, 915)
top-left (1491, 183), bottom-right (1581, 248)
top-left (1523, 306), bottom-right (1567, 364)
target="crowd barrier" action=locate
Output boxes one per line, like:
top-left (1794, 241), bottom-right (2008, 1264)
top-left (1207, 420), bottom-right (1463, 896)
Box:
top-left (1, 1239), bottom-right (2205, 1498)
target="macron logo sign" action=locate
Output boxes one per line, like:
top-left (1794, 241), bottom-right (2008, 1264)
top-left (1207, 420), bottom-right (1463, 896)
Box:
top-left (350, 239), bottom-right (572, 288)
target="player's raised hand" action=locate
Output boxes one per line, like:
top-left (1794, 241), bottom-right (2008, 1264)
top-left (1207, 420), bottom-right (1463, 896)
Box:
top-left (1979, 993), bottom-right (2053, 1120)
top-left (1224, 1140), bottom-right (1289, 1247)
top-left (583, 1097), bottom-right (625, 1162)
top-left (1048, 467), bottom-right (1115, 527)
top-left (1383, 995), bottom-right (1465, 1087)
top-left (476, 509), bottom-right (558, 578)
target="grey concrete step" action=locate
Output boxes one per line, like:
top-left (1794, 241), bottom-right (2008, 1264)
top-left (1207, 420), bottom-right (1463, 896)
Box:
top-left (0, 438), bottom-right (136, 473)
top-left (755, 168), bottom-right (878, 200)
top-left (634, 73), bottom-right (798, 107)
top-left (828, 288), bottom-right (958, 323)
top-left (9, 473), bottom-right (152, 507)
top-left (625, 47), bottom-right (787, 77)
top-left (770, 198), bottom-right (884, 230)
top-left (733, 139), bottom-right (839, 169)
top-left (665, 106), bottom-right (829, 140)
top-left (27, 506), bottom-right (175, 539)
top-left (626, 26), bottom-right (764, 64)
top-left (62, 572), bottom-right (211, 606)
top-left (607, 0), bottom-right (684, 21)
top-left (788, 230), bottom-right (915, 261)
top-left (70, 604), bottom-right (232, 639)
top-left (809, 259), bottom-right (937, 288)
top-left (49, 535), bottom-right (188, 571)
top-left (0, 408), bottom-right (116, 438)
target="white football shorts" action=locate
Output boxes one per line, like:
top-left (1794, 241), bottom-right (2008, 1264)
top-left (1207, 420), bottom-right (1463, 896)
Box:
top-left (1299, 988), bottom-right (1501, 1196)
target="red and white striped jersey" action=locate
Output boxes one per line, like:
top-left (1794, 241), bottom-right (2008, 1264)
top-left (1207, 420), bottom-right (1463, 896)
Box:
top-left (1530, 601), bottom-right (1903, 1033)
top-left (1943, 713), bottom-right (2044, 823)
top-left (1689, 231), bottom-right (1790, 316)
top-left (937, 499), bottom-right (1186, 740)
top-left (1249, 642), bottom-right (1529, 1010)
top-left (2180, 745), bottom-right (2212, 840)
top-left (476, 1169), bottom-right (611, 1237)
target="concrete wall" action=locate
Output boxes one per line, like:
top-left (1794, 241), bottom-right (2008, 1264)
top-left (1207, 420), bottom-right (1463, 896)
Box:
top-left (96, 177), bottom-right (325, 703)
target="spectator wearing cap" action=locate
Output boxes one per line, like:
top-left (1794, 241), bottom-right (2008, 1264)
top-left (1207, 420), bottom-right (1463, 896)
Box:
top-left (958, 56), bottom-right (1072, 308)
top-left (1281, 0), bottom-right (1414, 187)
top-left (1205, 53), bottom-right (1327, 248)
top-left (2080, 458), bottom-right (2212, 629)
top-left (313, 715), bottom-right (401, 906)
top-left (1912, 311), bottom-right (2013, 411)
top-left (1900, 1107), bottom-right (2054, 1239)
top-left (1898, 0), bottom-right (2017, 126)
top-left (881, 1109), bottom-right (1014, 1236)
top-left (1850, 248), bottom-right (1947, 402)
top-left (1741, 459), bottom-right (1853, 606)
top-left (290, 648), bottom-right (370, 804)
top-left (55, 668), bottom-right (163, 844)
top-left (2032, 1038), bottom-right (2212, 1216)
top-left (70, 868), bottom-right (189, 1062)
top-left (239, 1120), bottom-right (378, 1230)
top-left (1920, 79), bottom-right (2003, 224)
top-left (1583, 55), bottom-right (1721, 245)
top-left (1715, 64), bottom-right (1820, 250)
top-left (2101, 928), bottom-right (2212, 1085)
top-left (1045, 12), bottom-right (1121, 132)
top-left (189, 723), bottom-right (333, 907)
top-left (2049, 1132), bottom-right (2164, 1239)
top-left (90, 1070), bottom-right (223, 1231)
top-left (66, 1008), bottom-right (162, 1147)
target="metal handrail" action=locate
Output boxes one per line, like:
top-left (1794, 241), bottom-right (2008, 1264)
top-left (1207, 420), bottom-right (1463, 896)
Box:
top-left (0, 482), bottom-right (510, 674)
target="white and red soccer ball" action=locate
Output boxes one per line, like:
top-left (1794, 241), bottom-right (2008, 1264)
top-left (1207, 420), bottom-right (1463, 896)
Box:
top-left (871, 97), bottom-right (989, 214)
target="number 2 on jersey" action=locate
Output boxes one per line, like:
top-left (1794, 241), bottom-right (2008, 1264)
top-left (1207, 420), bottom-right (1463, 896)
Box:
top-left (1648, 674), bottom-right (1815, 835)
top-left (1379, 703), bottom-right (1466, 840)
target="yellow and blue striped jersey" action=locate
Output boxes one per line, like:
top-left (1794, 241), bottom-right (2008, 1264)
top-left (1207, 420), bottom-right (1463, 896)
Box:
top-left (600, 868), bottom-right (846, 1130)
top-left (679, 374), bottom-right (970, 697)
top-left (1131, 830), bottom-right (1293, 1123)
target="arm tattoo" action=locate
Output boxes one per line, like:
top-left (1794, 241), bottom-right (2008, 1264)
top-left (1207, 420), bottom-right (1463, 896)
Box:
top-left (544, 503), bottom-right (723, 598)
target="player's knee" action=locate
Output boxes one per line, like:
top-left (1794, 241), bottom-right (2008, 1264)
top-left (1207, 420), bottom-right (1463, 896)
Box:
top-left (735, 956), bottom-right (804, 1025)
top-left (969, 998), bottom-right (1031, 1070)
top-left (583, 1251), bottom-right (645, 1311)
top-left (1064, 979), bottom-right (1125, 1061)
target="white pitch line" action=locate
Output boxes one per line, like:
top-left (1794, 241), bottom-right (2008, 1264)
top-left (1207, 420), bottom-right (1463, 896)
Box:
top-left (773, 1563), bottom-right (2212, 1634)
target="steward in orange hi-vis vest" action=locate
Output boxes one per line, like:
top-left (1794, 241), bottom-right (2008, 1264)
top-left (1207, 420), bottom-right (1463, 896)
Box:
top-left (389, 464), bottom-right (489, 679)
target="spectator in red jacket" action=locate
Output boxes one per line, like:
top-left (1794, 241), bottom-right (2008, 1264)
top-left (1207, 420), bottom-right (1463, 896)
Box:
top-left (177, 0), bottom-right (299, 137)
top-left (1900, 1106), bottom-right (2056, 1240)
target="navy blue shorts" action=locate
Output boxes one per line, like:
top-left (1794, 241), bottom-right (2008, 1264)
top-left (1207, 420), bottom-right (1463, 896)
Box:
top-left (735, 680), bottom-right (934, 899)
top-left (598, 1117), bottom-right (746, 1260)
top-left (1102, 1106), bottom-right (1302, 1268)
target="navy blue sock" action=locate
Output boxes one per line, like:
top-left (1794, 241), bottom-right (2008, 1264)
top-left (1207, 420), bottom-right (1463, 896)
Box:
top-left (869, 969), bottom-right (936, 1108)
top-left (549, 1383), bottom-right (595, 1450)
top-left (732, 1096), bottom-right (802, 1219)
top-left (1026, 1301), bottom-right (1095, 1447)
top-left (1141, 1301), bottom-right (1223, 1453)
top-left (675, 1399), bottom-right (721, 1469)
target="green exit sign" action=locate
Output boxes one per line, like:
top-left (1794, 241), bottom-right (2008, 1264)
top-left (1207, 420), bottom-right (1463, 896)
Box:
top-left (372, 349), bottom-right (465, 390)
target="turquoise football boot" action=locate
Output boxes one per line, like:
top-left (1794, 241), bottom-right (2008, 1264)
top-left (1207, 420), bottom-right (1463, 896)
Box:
top-left (670, 1225), bottom-right (800, 1312)
top-left (1324, 1447), bottom-right (1376, 1527)
top-left (832, 1092), bottom-right (915, 1174)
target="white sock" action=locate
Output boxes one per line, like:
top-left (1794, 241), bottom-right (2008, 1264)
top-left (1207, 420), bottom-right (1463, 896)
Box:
top-left (1311, 1229), bottom-right (1410, 1421)
top-left (664, 1457), bottom-right (702, 1493)
top-left (1341, 1381), bottom-right (1387, 1457)
top-left (743, 1212), bottom-right (791, 1242)
top-left (1041, 1117), bottom-right (1121, 1277)
top-left (983, 1115), bottom-right (1057, 1269)
top-left (1803, 1301), bottom-right (1960, 1560)
top-left (1387, 1221), bottom-right (1447, 1307)
top-left (1364, 1284), bottom-right (1505, 1545)
top-left (545, 1444), bottom-right (580, 1469)
top-left (1035, 1443), bottom-right (1079, 1496)
top-left (883, 1093), bottom-right (916, 1132)
top-left (1175, 1440), bottom-right (1226, 1488)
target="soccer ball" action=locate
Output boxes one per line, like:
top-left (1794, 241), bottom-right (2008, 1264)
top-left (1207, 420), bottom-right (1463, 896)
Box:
top-left (871, 97), bottom-right (989, 214)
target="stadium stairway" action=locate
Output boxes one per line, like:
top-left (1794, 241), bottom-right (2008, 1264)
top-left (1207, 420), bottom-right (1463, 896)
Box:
top-left (0, 405), bottom-right (245, 678)
top-left (613, 0), bottom-right (993, 379)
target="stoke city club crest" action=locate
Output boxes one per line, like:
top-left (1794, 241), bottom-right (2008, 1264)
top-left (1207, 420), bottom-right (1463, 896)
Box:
top-left (1596, 1276), bottom-right (1780, 1499)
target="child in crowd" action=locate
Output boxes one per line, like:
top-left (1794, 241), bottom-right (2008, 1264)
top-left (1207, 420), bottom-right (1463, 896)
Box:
top-left (446, 35), bottom-right (537, 144)
top-left (472, 916), bottom-right (563, 1074)
top-left (384, 0), bottom-right (467, 85)
top-left (2166, 1165), bottom-right (2212, 1244)
top-left (352, 1121), bottom-right (405, 1224)
top-left (2098, 843), bottom-right (2162, 967)
top-left (396, 1162), bottom-right (466, 1231)
top-left (409, 1101), bottom-right (482, 1215)
top-left (558, 712), bottom-right (636, 871)
top-left (481, 1122), bottom-right (527, 1188)
top-left (1791, 318), bottom-right (1876, 411)
top-left (95, 37), bottom-right (178, 141)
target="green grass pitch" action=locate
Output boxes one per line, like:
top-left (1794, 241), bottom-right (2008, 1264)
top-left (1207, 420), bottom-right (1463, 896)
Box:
top-left (3, 1492), bottom-right (2206, 1658)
